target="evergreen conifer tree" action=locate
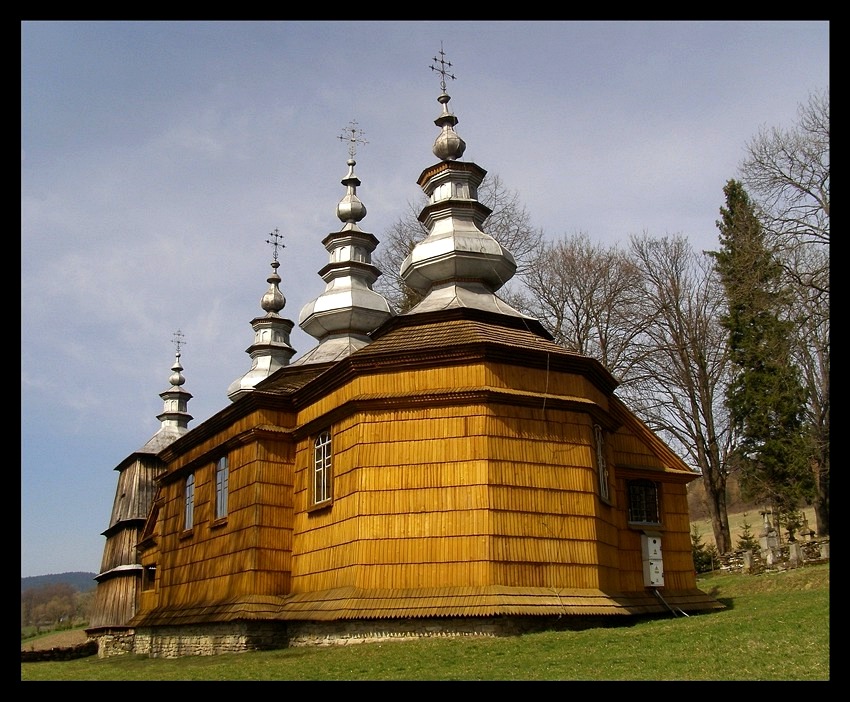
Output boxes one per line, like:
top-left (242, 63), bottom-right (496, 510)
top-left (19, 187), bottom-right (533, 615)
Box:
top-left (709, 180), bottom-right (814, 516)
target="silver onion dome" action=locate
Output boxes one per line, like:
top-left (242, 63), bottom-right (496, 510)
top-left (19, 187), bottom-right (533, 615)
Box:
top-left (227, 230), bottom-right (296, 400)
top-left (398, 45), bottom-right (529, 321)
top-left (292, 121), bottom-right (392, 365)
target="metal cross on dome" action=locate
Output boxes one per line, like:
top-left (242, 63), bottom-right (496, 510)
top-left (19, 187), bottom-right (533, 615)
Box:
top-left (266, 227), bottom-right (285, 262)
top-left (338, 120), bottom-right (368, 158)
top-left (172, 329), bottom-right (185, 355)
top-left (430, 42), bottom-right (456, 92)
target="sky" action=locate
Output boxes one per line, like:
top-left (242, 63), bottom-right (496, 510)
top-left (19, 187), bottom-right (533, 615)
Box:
top-left (21, 20), bottom-right (829, 578)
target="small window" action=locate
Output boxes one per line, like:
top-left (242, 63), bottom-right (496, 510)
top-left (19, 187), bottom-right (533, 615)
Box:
top-left (142, 564), bottom-right (156, 591)
top-left (627, 479), bottom-right (660, 524)
top-left (215, 456), bottom-right (229, 519)
top-left (593, 424), bottom-right (610, 502)
top-left (184, 473), bottom-right (195, 529)
top-left (313, 431), bottom-right (333, 505)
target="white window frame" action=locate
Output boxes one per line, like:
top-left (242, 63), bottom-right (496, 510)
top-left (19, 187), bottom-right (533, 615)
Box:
top-left (215, 456), bottom-right (229, 519)
top-left (313, 431), bottom-right (332, 505)
top-left (184, 473), bottom-right (195, 529)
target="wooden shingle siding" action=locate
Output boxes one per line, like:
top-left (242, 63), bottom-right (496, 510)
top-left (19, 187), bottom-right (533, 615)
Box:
top-left (490, 562), bottom-right (604, 589)
top-left (489, 511), bottom-right (600, 541)
top-left (89, 572), bottom-right (140, 628)
top-left (295, 562), bottom-right (493, 592)
top-left (353, 510), bottom-right (491, 537)
top-left (107, 458), bottom-right (162, 526)
top-left (489, 535), bottom-right (599, 564)
top-left (274, 583), bottom-right (720, 621)
top-left (484, 362), bottom-right (610, 410)
top-left (488, 486), bottom-right (596, 514)
top-left (360, 485), bottom-right (489, 513)
top-left (98, 527), bottom-right (143, 571)
top-left (127, 315), bottom-right (722, 639)
top-left (151, 432), bottom-right (297, 605)
top-left (285, 394), bottom-right (626, 597)
top-left (357, 462), bottom-right (485, 491)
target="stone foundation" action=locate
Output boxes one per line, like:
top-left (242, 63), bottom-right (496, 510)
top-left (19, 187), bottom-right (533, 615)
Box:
top-left (286, 616), bottom-right (549, 647)
top-left (90, 629), bottom-right (136, 658)
top-left (134, 622), bottom-right (289, 658)
top-left (128, 615), bottom-right (605, 657)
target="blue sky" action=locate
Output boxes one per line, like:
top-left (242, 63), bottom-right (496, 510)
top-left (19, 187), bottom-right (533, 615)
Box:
top-left (21, 20), bottom-right (829, 577)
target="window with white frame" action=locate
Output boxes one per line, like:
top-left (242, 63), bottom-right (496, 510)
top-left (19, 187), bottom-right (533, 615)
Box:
top-left (184, 473), bottom-right (195, 530)
top-left (627, 479), bottom-right (660, 524)
top-left (313, 431), bottom-right (332, 505)
top-left (593, 423), bottom-right (610, 501)
top-left (215, 456), bottom-right (229, 519)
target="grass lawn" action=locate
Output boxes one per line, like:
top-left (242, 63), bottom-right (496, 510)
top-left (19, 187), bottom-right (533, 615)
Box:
top-left (21, 563), bottom-right (829, 682)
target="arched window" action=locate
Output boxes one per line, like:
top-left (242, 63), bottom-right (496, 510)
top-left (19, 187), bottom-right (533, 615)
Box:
top-left (313, 431), bottom-right (332, 505)
top-left (215, 456), bottom-right (229, 519)
top-left (184, 473), bottom-right (195, 529)
top-left (627, 479), bottom-right (660, 525)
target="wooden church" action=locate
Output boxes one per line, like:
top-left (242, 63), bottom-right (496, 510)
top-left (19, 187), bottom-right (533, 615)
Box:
top-left (86, 50), bottom-right (722, 658)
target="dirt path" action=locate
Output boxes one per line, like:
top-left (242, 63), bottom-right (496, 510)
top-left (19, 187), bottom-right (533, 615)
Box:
top-left (21, 628), bottom-right (89, 651)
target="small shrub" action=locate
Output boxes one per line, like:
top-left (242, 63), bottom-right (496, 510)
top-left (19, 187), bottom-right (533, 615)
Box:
top-left (691, 524), bottom-right (718, 573)
top-left (735, 513), bottom-right (760, 552)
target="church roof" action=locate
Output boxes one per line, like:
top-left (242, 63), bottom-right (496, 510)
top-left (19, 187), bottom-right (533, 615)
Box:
top-left (364, 311), bottom-right (560, 359)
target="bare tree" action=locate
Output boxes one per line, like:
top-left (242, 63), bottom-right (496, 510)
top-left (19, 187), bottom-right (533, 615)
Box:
top-left (784, 242), bottom-right (830, 535)
top-left (514, 233), bottom-right (647, 383)
top-left (372, 200), bottom-right (427, 313)
top-left (741, 89), bottom-right (829, 282)
top-left (740, 88), bottom-right (830, 535)
top-left (373, 173), bottom-right (543, 313)
top-left (514, 231), bottom-right (736, 550)
top-left (626, 234), bottom-right (735, 553)
top-left (478, 174), bottom-right (544, 278)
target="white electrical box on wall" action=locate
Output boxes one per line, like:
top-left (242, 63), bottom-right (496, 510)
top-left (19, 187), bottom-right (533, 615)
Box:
top-left (641, 532), bottom-right (664, 587)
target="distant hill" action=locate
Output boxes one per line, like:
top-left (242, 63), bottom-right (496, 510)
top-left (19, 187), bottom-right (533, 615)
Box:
top-left (21, 571), bottom-right (97, 593)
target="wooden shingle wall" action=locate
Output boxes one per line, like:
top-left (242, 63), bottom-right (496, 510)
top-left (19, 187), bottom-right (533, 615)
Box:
top-left (134, 345), bottom-right (704, 626)
top-left (106, 457), bottom-right (161, 528)
top-left (610, 449), bottom-right (699, 591)
top-left (485, 361), bottom-right (610, 410)
top-left (88, 574), bottom-right (140, 629)
top-left (143, 409), bottom-right (296, 611)
top-left (288, 360), bottom-right (632, 596)
top-left (98, 526), bottom-right (144, 574)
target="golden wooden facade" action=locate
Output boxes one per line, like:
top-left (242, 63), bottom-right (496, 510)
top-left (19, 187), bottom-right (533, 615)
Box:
top-left (130, 314), bottom-right (722, 632)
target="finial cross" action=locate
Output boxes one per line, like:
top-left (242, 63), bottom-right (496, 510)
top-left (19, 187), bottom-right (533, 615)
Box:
top-left (266, 228), bottom-right (285, 262)
top-left (430, 42), bottom-right (456, 92)
top-left (339, 120), bottom-right (368, 158)
top-left (172, 329), bottom-right (186, 355)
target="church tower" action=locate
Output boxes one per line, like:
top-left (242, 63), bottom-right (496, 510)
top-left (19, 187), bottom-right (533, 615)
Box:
top-left (292, 121), bottom-right (392, 365)
top-left (227, 230), bottom-right (297, 400)
top-left (399, 46), bottom-right (531, 321)
top-left (87, 333), bottom-right (192, 650)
